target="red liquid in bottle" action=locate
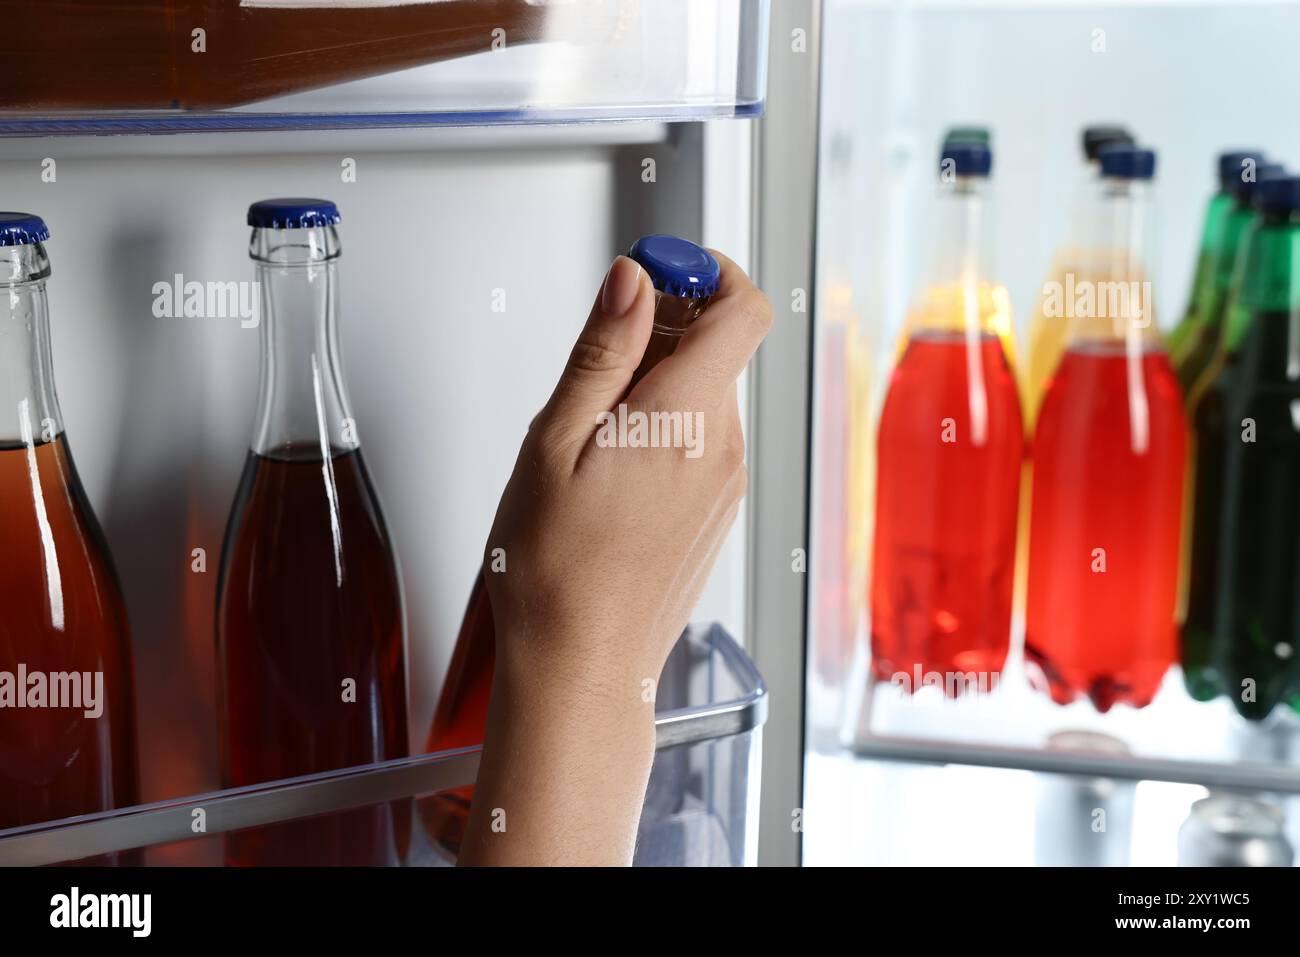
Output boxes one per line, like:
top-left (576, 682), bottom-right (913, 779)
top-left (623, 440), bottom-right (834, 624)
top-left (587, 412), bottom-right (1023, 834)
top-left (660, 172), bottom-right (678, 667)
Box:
top-left (871, 331), bottom-right (1024, 689)
top-left (0, 437), bottom-right (138, 861)
top-left (217, 444), bottom-right (409, 866)
top-left (419, 574), bottom-right (493, 853)
top-left (1025, 344), bottom-right (1186, 710)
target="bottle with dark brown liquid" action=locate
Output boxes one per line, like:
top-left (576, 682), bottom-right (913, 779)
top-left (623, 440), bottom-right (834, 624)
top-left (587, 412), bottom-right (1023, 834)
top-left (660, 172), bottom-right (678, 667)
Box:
top-left (0, 214), bottom-right (138, 862)
top-left (422, 235), bottom-right (720, 861)
top-left (0, 0), bottom-right (618, 110)
top-left (216, 199), bottom-right (409, 866)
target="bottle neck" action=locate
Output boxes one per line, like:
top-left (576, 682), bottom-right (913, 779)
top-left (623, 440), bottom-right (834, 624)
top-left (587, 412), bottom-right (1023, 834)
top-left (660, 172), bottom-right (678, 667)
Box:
top-left (1212, 197), bottom-right (1260, 291)
top-left (249, 225), bottom-right (356, 459)
top-left (1187, 190), bottom-right (1235, 307)
top-left (1067, 176), bottom-right (1159, 344)
top-left (0, 243), bottom-right (64, 446)
top-left (909, 175), bottom-right (1012, 347)
top-left (628, 289), bottom-right (711, 388)
top-left (1222, 213), bottom-right (1300, 380)
top-left (925, 175), bottom-right (994, 292)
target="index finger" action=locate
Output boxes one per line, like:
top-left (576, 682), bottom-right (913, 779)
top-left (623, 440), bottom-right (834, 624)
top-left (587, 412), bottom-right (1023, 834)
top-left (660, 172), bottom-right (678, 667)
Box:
top-left (627, 249), bottom-right (773, 408)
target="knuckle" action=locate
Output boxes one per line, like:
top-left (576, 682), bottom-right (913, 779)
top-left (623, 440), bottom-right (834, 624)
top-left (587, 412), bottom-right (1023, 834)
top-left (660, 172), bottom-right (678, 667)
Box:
top-left (741, 287), bottom-right (774, 334)
top-left (567, 334), bottom-right (626, 377)
top-left (720, 439), bottom-right (746, 474)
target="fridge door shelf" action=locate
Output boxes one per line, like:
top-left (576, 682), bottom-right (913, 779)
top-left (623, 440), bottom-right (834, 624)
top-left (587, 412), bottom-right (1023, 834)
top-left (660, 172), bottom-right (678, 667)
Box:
top-left (845, 653), bottom-right (1300, 795)
top-left (0, 0), bottom-right (769, 137)
top-left (0, 623), bottom-right (767, 867)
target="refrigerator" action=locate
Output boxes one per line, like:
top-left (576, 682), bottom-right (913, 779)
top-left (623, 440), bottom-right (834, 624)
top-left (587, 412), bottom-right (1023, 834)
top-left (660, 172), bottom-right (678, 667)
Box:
top-left (796, 0), bottom-right (1300, 868)
top-left (0, 0), bottom-right (772, 867)
top-left (2, 0), bottom-right (1299, 870)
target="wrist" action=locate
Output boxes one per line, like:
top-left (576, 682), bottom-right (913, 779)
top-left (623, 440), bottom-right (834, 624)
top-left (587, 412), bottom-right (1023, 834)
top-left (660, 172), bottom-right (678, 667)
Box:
top-left (494, 614), bottom-right (666, 724)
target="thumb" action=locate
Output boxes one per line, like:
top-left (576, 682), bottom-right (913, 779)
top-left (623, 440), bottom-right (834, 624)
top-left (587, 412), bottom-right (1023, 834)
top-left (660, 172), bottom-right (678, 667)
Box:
top-left (537, 255), bottom-right (654, 456)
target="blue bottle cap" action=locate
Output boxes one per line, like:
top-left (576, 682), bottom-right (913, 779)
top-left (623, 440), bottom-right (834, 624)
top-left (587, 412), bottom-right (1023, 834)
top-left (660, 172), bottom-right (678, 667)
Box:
top-left (1229, 162), bottom-right (1286, 202)
top-left (1082, 125), bottom-right (1133, 161)
top-left (939, 141), bottom-right (992, 177)
top-left (627, 235), bottom-right (721, 299)
top-left (1218, 150), bottom-right (1266, 191)
top-left (1098, 145), bottom-right (1156, 180)
top-left (247, 198), bottom-right (341, 229)
top-left (0, 212), bottom-right (50, 247)
top-left (1254, 175), bottom-right (1300, 213)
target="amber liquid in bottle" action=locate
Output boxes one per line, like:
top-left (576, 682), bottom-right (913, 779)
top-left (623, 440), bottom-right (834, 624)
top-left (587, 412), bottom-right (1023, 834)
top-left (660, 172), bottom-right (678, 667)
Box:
top-left (3, 0), bottom-right (565, 110)
top-left (216, 208), bottom-right (409, 866)
top-left (0, 233), bottom-right (138, 863)
top-left (217, 445), bottom-right (409, 866)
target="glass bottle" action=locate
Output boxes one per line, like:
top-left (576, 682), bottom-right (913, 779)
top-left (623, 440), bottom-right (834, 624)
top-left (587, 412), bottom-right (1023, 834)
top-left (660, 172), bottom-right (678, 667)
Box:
top-left (0, 213), bottom-right (137, 859)
top-left (215, 198), bottom-right (409, 865)
top-left (870, 141), bottom-right (1024, 694)
top-left (422, 235), bottom-right (720, 861)
top-left (2, 0), bottom-right (596, 110)
top-left (1025, 146), bottom-right (1187, 711)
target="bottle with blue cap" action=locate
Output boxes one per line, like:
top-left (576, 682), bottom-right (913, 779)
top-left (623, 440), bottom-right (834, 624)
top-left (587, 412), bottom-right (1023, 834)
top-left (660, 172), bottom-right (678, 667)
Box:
top-left (1169, 150), bottom-right (1270, 387)
top-left (215, 198), bottom-right (410, 865)
top-left (1025, 124), bottom-right (1135, 430)
top-left (1176, 159), bottom-right (1286, 394)
top-left (1182, 174), bottom-right (1300, 718)
top-left (1026, 145), bottom-right (1188, 712)
top-left (421, 236), bottom-right (720, 860)
top-left (1178, 160), bottom-right (1283, 681)
top-left (870, 139), bottom-right (1024, 694)
top-left (0, 212), bottom-right (138, 854)
top-left (1019, 125), bottom-right (1136, 641)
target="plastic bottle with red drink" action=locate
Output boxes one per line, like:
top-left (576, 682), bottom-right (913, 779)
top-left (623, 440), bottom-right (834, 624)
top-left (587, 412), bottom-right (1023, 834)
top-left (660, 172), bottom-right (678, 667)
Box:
top-left (1024, 125), bottom-right (1134, 431)
top-left (422, 235), bottom-right (721, 861)
top-left (1025, 146), bottom-right (1187, 711)
top-left (0, 213), bottom-right (138, 861)
top-left (870, 141), bottom-right (1024, 695)
top-left (215, 199), bottom-right (409, 866)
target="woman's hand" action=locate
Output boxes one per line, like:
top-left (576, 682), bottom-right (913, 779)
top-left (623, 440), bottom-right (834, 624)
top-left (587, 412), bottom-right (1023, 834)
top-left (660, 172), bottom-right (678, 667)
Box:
top-left (458, 251), bottom-right (772, 866)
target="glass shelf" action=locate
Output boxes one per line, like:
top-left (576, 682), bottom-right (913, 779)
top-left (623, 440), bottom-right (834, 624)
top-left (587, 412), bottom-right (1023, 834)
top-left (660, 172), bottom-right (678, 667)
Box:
top-left (843, 647), bottom-right (1300, 794)
top-left (0, 624), bottom-right (766, 867)
top-left (0, 0), bottom-right (769, 136)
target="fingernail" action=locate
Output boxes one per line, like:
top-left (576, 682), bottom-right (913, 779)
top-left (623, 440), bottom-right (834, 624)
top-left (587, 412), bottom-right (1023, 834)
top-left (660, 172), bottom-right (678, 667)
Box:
top-left (601, 256), bottom-right (642, 316)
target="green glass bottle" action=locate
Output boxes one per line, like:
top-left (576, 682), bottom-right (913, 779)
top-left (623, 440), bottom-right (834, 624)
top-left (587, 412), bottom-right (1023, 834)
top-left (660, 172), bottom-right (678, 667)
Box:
top-left (1168, 151), bottom-right (1265, 380)
top-left (1181, 175), bottom-right (1300, 719)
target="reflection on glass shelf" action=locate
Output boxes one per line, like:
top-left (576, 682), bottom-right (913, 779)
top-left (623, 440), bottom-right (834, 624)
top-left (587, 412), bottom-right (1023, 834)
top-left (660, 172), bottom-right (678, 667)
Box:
top-left (802, 751), bottom-right (1264, 867)
top-left (0, 0), bottom-right (769, 135)
top-left (805, 750), bottom-right (1300, 866)
top-left (842, 643), bottom-right (1300, 792)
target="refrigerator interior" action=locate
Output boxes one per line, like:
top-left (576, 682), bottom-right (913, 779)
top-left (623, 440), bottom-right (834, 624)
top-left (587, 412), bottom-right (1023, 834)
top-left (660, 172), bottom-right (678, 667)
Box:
top-left (805, 0), bottom-right (1300, 866)
top-left (0, 114), bottom-right (755, 862)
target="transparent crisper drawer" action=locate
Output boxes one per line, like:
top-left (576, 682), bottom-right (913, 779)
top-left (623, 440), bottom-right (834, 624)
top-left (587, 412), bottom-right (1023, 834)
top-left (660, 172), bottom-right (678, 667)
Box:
top-left (0, 0), bottom-right (769, 135)
top-left (0, 623), bottom-right (766, 867)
